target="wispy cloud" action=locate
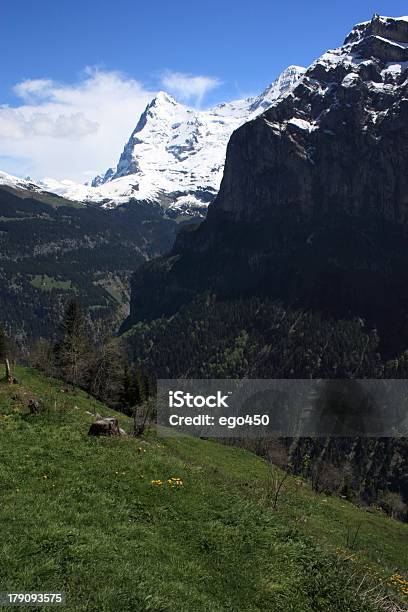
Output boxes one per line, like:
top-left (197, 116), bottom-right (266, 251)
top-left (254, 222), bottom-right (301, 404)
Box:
top-left (13, 79), bottom-right (57, 102)
top-left (160, 71), bottom-right (221, 106)
top-left (0, 69), bottom-right (155, 182)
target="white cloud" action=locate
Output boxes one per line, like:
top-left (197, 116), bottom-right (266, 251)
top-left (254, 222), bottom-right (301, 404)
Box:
top-left (0, 69), bottom-right (155, 182)
top-left (0, 107), bottom-right (98, 139)
top-left (13, 79), bottom-right (55, 102)
top-left (160, 71), bottom-right (221, 106)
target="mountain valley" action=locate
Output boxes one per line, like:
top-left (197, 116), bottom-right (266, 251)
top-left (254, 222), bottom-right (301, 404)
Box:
top-left (0, 65), bottom-right (305, 344)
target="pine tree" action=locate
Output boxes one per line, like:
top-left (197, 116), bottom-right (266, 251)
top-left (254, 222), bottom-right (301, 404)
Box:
top-left (54, 301), bottom-right (91, 387)
top-left (120, 364), bottom-right (133, 412)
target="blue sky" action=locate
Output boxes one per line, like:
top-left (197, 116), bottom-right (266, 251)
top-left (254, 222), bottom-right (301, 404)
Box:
top-left (1, 0), bottom-right (408, 180)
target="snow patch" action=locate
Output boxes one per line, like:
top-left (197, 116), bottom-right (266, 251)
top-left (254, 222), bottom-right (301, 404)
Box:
top-left (287, 117), bottom-right (318, 132)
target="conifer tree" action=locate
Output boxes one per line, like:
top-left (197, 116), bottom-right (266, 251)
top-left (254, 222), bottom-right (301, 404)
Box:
top-left (120, 364), bottom-right (133, 412)
top-left (54, 300), bottom-right (91, 387)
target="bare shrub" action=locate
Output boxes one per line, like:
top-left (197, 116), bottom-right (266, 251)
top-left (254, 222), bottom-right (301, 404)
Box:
top-left (264, 439), bottom-right (291, 510)
top-left (311, 461), bottom-right (345, 495)
top-left (379, 491), bottom-right (407, 520)
top-left (133, 398), bottom-right (154, 437)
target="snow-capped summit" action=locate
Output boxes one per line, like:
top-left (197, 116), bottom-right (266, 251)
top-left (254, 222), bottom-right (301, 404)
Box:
top-left (0, 170), bottom-right (44, 194)
top-left (33, 65), bottom-right (304, 214)
top-left (95, 65), bottom-right (306, 214)
top-left (249, 65), bottom-right (306, 115)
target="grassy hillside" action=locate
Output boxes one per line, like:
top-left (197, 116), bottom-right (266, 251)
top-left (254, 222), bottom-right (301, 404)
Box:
top-left (0, 366), bottom-right (407, 611)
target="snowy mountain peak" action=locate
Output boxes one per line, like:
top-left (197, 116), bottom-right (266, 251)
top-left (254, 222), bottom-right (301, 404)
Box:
top-left (0, 170), bottom-right (44, 194)
top-left (153, 90), bottom-right (179, 105)
top-left (91, 167), bottom-right (115, 188)
top-left (85, 64), bottom-right (306, 214)
top-left (269, 65), bottom-right (306, 90)
top-left (250, 65), bottom-right (306, 114)
top-left (142, 91), bottom-right (184, 121)
top-left (5, 65), bottom-right (305, 215)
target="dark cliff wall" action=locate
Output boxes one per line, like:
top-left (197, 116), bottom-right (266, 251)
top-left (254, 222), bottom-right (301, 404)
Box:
top-left (123, 16), bottom-right (408, 356)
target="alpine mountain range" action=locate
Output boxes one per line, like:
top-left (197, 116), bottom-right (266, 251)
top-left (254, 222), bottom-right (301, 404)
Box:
top-left (3, 13), bottom-right (408, 359)
top-left (0, 65), bottom-right (305, 217)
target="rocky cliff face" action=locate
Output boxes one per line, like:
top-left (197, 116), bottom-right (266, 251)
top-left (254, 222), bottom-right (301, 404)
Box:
top-left (124, 15), bottom-right (408, 357)
top-left (211, 14), bottom-right (408, 224)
